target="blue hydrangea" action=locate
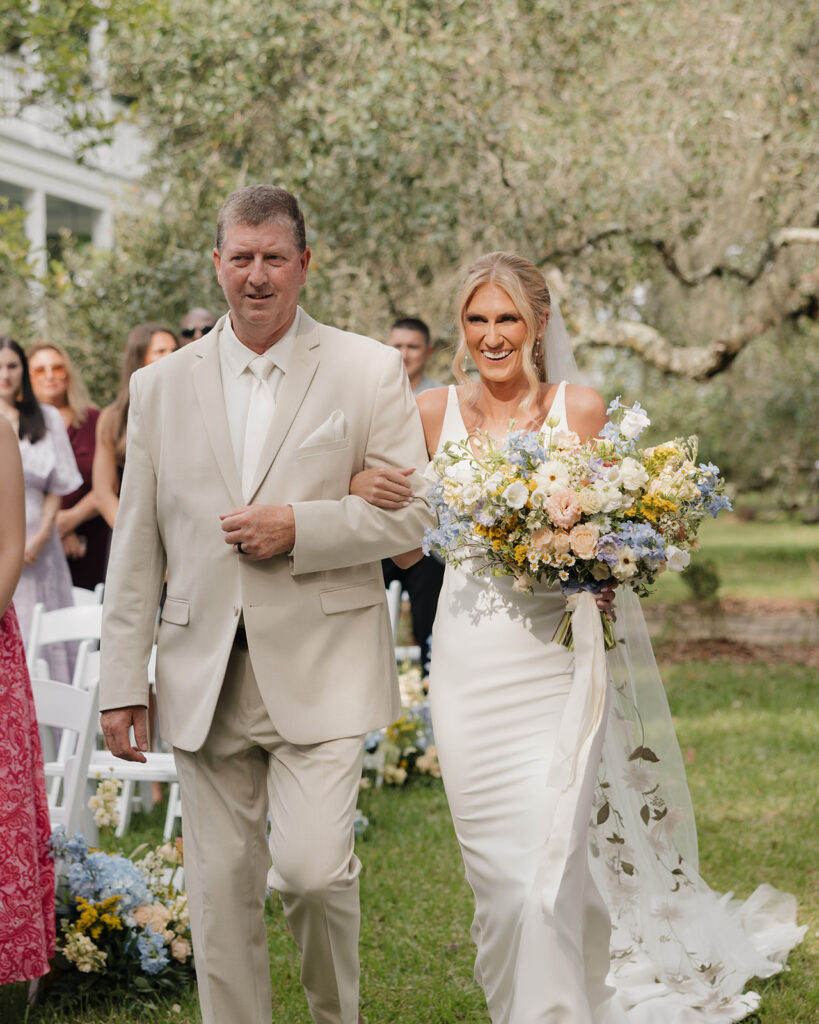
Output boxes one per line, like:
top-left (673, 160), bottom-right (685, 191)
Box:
top-left (136, 926), bottom-right (169, 975)
top-left (67, 851), bottom-right (151, 913)
top-left (364, 730), bottom-right (383, 753)
top-left (49, 827), bottom-right (89, 861)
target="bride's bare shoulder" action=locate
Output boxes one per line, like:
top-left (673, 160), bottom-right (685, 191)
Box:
top-left (416, 385), bottom-right (451, 454)
top-left (564, 384), bottom-right (607, 440)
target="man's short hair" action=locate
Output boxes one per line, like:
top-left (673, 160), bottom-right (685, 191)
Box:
top-left (216, 185), bottom-right (307, 254)
top-left (390, 317), bottom-right (430, 344)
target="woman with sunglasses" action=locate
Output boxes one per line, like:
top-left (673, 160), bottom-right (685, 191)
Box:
top-left (28, 341), bottom-right (111, 591)
top-left (0, 337), bottom-right (81, 680)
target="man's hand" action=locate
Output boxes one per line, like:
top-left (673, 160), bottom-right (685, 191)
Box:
top-left (100, 706), bottom-right (149, 763)
top-left (220, 504), bottom-right (296, 560)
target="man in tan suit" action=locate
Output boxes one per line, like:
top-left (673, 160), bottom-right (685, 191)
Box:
top-left (100, 185), bottom-right (433, 1024)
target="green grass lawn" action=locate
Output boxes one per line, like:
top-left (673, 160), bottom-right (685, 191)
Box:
top-left (3, 656), bottom-right (816, 1023)
top-left (645, 517), bottom-right (819, 604)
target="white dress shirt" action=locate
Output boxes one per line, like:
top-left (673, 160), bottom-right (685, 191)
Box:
top-left (219, 308), bottom-right (301, 471)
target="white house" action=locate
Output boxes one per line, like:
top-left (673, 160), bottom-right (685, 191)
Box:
top-left (0, 32), bottom-right (147, 275)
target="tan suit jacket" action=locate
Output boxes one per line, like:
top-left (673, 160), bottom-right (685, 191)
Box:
top-left (100, 310), bottom-right (434, 751)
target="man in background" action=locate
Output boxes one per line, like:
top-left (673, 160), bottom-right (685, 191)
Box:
top-left (387, 317), bottom-right (440, 394)
top-left (179, 306), bottom-right (218, 344)
top-left (384, 317), bottom-right (443, 672)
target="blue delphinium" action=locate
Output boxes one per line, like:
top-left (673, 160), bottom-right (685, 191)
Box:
top-left (500, 430), bottom-right (546, 467)
top-left (136, 926), bottom-right (170, 975)
top-left (697, 463), bottom-right (733, 517)
top-left (49, 827), bottom-right (89, 861)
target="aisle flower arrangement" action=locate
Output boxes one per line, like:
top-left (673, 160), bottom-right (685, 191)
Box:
top-left (46, 822), bottom-right (195, 1006)
top-left (362, 663), bottom-right (439, 787)
top-left (422, 397), bottom-right (731, 647)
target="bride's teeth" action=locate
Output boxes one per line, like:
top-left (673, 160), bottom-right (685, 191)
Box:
top-left (484, 351), bottom-right (510, 361)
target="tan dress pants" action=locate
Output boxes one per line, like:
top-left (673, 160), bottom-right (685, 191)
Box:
top-left (174, 645), bottom-right (364, 1024)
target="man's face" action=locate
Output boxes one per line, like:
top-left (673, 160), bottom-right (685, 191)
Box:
top-left (388, 328), bottom-right (430, 382)
top-left (179, 310), bottom-right (217, 343)
top-left (213, 220), bottom-right (310, 347)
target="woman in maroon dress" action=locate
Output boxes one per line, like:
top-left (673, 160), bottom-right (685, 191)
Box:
top-left (0, 413), bottom-right (55, 990)
top-left (28, 341), bottom-right (110, 591)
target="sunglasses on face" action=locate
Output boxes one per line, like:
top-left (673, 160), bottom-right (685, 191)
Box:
top-left (31, 365), bottom-right (67, 380)
top-left (181, 325), bottom-right (215, 339)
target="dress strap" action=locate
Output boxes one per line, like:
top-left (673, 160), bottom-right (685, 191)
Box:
top-left (547, 380), bottom-right (570, 433)
top-left (437, 385), bottom-right (467, 450)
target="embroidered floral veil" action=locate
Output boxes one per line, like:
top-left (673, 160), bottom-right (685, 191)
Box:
top-left (543, 296), bottom-right (804, 1021)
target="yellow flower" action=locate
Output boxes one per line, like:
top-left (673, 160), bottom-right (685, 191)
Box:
top-left (513, 543), bottom-right (528, 564)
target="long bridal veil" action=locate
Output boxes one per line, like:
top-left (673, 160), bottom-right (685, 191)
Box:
top-left (543, 296), bottom-right (805, 1021)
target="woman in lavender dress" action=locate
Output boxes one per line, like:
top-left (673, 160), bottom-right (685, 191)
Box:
top-left (0, 338), bottom-right (81, 681)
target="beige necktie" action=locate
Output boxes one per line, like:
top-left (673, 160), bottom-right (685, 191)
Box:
top-left (242, 355), bottom-right (276, 501)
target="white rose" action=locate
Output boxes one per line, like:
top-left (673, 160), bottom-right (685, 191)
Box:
top-left (619, 456), bottom-right (649, 491)
top-left (423, 460), bottom-right (442, 483)
top-left (620, 408), bottom-right (651, 440)
top-left (445, 460), bottom-right (476, 485)
top-left (502, 481), bottom-right (529, 510)
top-left (578, 488), bottom-right (604, 514)
top-left (458, 483), bottom-right (482, 507)
top-left (665, 545), bottom-right (691, 572)
top-left (597, 483), bottom-right (626, 513)
top-left (551, 429), bottom-right (581, 450)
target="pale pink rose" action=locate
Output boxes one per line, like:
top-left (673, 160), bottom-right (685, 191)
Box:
top-left (529, 527), bottom-right (554, 555)
top-left (544, 487), bottom-right (582, 528)
top-left (148, 902), bottom-right (172, 933)
top-left (132, 906), bottom-right (151, 928)
top-left (552, 530), bottom-right (572, 555)
top-left (171, 936), bottom-right (192, 963)
top-left (569, 523), bottom-right (600, 559)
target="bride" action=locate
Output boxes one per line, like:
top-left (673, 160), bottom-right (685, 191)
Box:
top-left (352, 251), bottom-right (804, 1023)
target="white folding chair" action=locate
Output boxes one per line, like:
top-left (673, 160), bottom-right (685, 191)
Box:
top-left (72, 585), bottom-right (103, 606)
top-left (86, 752), bottom-right (179, 838)
top-left (385, 580), bottom-right (402, 642)
top-left (34, 677), bottom-right (99, 835)
top-left (388, 584), bottom-right (421, 663)
top-left (26, 602), bottom-right (103, 675)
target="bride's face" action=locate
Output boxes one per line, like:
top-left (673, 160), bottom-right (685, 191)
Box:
top-left (464, 282), bottom-right (529, 385)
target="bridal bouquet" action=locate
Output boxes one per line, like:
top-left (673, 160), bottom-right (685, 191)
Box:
top-left (422, 397), bottom-right (731, 648)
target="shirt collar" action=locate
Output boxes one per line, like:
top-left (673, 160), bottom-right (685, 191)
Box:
top-left (221, 307), bottom-right (301, 380)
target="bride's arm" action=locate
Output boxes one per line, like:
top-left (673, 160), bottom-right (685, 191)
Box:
top-left (349, 388), bottom-right (449, 568)
top-left (564, 384), bottom-right (608, 444)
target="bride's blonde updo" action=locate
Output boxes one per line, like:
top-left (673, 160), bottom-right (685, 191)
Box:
top-left (452, 251), bottom-right (551, 417)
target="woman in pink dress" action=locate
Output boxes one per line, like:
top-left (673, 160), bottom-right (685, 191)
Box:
top-left (0, 413), bottom-right (55, 989)
top-left (28, 340), bottom-right (110, 591)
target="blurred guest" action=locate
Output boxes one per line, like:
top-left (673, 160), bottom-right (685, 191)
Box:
top-left (0, 414), bottom-right (55, 992)
top-left (93, 323), bottom-right (179, 528)
top-left (383, 317), bottom-right (444, 671)
top-left (28, 341), bottom-right (111, 591)
top-left (0, 338), bottom-right (81, 680)
top-left (179, 306), bottom-right (218, 344)
top-left (388, 317), bottom-right (441, 394)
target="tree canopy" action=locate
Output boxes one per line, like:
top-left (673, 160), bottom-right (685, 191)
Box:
top-left (1, 0), bottom-right (817, 493)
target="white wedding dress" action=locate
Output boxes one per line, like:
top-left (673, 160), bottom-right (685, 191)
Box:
top-left (428, 384), bottom-right (805, 1024)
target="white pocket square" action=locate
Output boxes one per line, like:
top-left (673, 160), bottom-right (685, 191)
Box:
top-left (299, 409), bottom-right (346, 447)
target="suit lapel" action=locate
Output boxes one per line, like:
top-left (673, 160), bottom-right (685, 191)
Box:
top-left (246, 312), bottom-right (321, 502)
top-left (192, 325), bottom-right (244, 507)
